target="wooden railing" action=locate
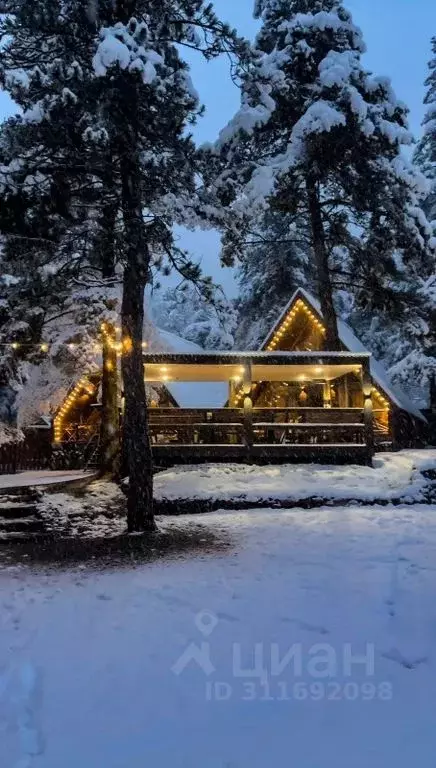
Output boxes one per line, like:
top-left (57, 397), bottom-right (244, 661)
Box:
top-left (148, 407), bottom-right (369, 447)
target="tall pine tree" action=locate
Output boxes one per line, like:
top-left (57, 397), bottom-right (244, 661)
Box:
top-left (234, 209), bottom-right (315, 348)
top-left (210, 0), bottom-right (435, 350)
top-left (415, 36), bottom-right (436, 222)
top-left (0, 1), bottom-right (247, 530)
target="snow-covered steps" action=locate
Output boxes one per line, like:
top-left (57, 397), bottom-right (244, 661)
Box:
top-left (0, 488), bottom-right (44, 539)
top-left (0, 516), bottom-right (44, 534)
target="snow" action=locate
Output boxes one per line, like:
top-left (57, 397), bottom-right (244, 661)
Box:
top-left (154, 450), bottom-right (436, 505)
top-left (281, 99), bottom-right (347, 166)
top-left (92, 23), bottom-right (163, 85)
top-left (157, 330), bottom-right (202, 355)
top-left (0, 423), bottom-right (23, 446)
top-left (264, 287), bottom-right (426, 421)
top-left (2, 502), bottom-right (436, 766)
top-left (158, 330), bottom-right (228, 408)
top-left (0, 470), bottom-right (96, 490)
top-left (282, 11), bottom-right (366, 55)
top-left (38, 480), bottom-right (126, 538)
top-left (166, 381), bottom-right (229, 409)
top-left (319, 50), bottom-right (360, 89)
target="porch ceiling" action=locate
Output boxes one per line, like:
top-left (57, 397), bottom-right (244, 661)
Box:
top-left (144, 361), bottom-right (362, 384)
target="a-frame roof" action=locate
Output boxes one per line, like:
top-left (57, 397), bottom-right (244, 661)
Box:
top-left (261, 287), bottom-right (425, 422)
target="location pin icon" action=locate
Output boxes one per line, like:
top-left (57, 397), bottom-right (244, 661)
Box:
top-left (195, 610), bottom-right (218, 637)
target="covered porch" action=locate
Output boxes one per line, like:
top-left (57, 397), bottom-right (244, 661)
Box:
top-left (144, 351), bottom-right (377, 466)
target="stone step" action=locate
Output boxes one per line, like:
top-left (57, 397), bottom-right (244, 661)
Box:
top-left (0, 530), bottom-right (45, 541)
top-left (0, 503), bottom-right (38, 519)
top-left (0, 492), bottom-right (41, 504)
top-left (0, 516), bottom-right (44, 533)
top-left (0, 486), bottom-right (42, 499)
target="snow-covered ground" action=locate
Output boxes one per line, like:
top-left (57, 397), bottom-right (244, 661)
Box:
top-left (155, 449), bottom-right (436, 504)
top-left (2, 504), bottom-right (436, 767)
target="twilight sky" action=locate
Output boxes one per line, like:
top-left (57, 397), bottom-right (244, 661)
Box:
top-left (1, 1), bottom-right (435, 298)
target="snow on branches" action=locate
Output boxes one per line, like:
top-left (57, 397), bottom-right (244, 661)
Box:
top-left (93, 20), bottom-right (164, 84)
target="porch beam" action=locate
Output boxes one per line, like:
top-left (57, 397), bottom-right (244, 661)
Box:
top-left (143, 352), bottom-right (371, 368)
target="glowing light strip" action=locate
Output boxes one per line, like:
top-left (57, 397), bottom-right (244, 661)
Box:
top-left (266, 300), bottom-right (326, 351)
top-left (53, 377), bottom-right (95, 443)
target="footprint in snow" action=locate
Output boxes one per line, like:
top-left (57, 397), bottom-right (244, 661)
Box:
top-left (215, 611), bottom-right (239, 624)
top-left (280, 617), bottom-right (330, 635)
top-left (385, 598), bottom-right (396, 617)
top-left (382, 648), bottom-right (428, 670)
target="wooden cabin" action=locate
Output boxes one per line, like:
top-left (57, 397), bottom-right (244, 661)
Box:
top-left (52, 288), bottom-right (427, 467)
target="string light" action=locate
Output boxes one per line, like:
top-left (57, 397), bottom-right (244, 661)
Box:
top-left (122, 337), bottom-right (133, 354)
top-left (265, 300), bottom-right (327, 350)
top-left (54, 377), bottom-right (95, 443)
top-left (373, 388), bottom-right (390, 409)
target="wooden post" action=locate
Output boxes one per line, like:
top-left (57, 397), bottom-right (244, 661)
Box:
top-left (242, 362), bottom-right (253, 454)
top-left (229, 379), bottom-right (238, 408)
top-left (361, 360), bottom-right (375, 463)
top-left (343, 374), bottom-right (350, 408)
top-left (323, 381), bottom-right (332, 408)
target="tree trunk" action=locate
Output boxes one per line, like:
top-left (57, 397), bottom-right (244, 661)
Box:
top-left (119, 134), bottom-right (155, 532)
top-left (306, 176), bottom-right (340, 350)
top-left (100, 321), bottom-right (120, 476)
top-left (113, 0), bottom-right (154, 531)
top-left (121, 258), bottom-right (155, 532)
top-left (99, 189), bottom-right (120, 477)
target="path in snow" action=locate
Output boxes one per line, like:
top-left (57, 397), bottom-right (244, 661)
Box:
top-left (0, 470), bottom-right (96, 490)
top-left (1, 505), bottom-right (436, 767)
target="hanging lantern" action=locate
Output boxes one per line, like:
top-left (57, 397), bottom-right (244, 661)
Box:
top-left (299, 386), bottom-right (308, 404)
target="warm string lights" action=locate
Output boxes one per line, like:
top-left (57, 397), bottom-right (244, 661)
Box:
top-left (3, 321), bottom-right (151, 355)
top-left (233, 300), bottom-right (327, 405)
top-left (232, 300), bottom-right (391, 411)
top-left (4, 340), bottom-right (95, 353)
top-left (3, 341), bottom-right (54, 352)
top-left (54, 377), bottom-right (96, 443)
top-left (372, 388), bottom-right (390, 410)
top-left (231, 366), bottom-right (253, 406)
top-left (100, 322), bottom-right (148, 354)
top-left (266, 299), bottom-right (326, 351)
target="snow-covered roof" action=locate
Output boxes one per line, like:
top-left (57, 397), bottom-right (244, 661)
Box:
top-left (264, 287), bottom-right (426, 422)
top-left (157, 330), bottom-right (202, 355)
top-left (156, 330), bottom-right (228, 408)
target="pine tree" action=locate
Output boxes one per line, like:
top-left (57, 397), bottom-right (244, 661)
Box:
top-left (211, 0), bottom-right (435, 351)
top-left (415, 36), bottom-right (436, 222)
top-left (0, 108), bottom-right (120, 465)
top-left (234, 209), bottom-right (315, 348)
top-left (152, 283), bottom-right (237, 350)
top-left (0, 2), bottom-right (122, 466)
top-left (0, 1), bottom-right (247, 531)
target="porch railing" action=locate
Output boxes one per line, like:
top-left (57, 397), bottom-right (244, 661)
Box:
top-left (148, 407), bottom-right (369, 447)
